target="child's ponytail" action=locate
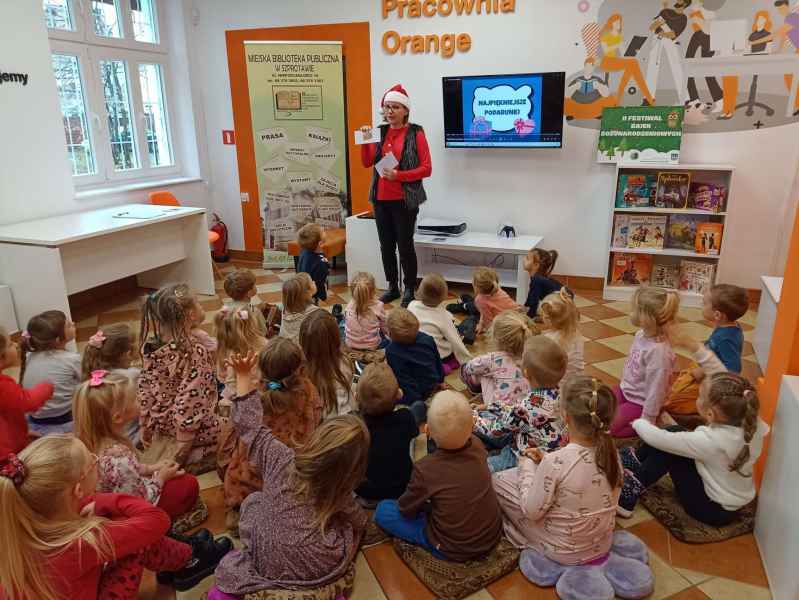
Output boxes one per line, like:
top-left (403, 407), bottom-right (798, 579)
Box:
top-left (258, 338), bottom-right (309, 434)
top-left (535, 249), bottom-right (559, 277)
top-left (562, 376), bottom-right (622, 489)
top-left (350, 272), bottom-right (376, 317)
top-left (540, 288), bottom-right (579, 342)
top-left (707, 373), bottom-right (761, 475)
top-left (18, 310), bottom-right (68, 384)
top-left (139, 284), bottom-right (196, 357)
top-left (80, 323), bottom-right (135, 380)
top-left (492, 310), bottom-right (537, 360)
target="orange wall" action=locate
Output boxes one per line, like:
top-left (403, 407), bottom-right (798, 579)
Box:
top-left (225, 22), bottom-right (373, 251)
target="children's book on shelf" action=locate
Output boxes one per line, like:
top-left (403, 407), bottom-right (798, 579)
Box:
top-left (655, 172), bottom-right (691, 209)
top-left (689, 182), bottom-right (727, 212)
top-left (694, 222), bottom-right (724, 255)
top-left (679, 260), bottom-right (716, 294)
top-left (615, 174), bottom-right (656, 208)
top-left (627, 215), bottom-right (667, 249)
top-left (612, 214), bottom-right (630, 247)
top-left (666, 214), bottom-right (703, 251)
top-left (651, 261), bottom-right (679, 289)
top-left (611, 253), bottom-right (653, 286)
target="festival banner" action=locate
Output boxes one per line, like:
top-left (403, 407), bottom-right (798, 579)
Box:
top-left (597, 106), bottom-right (685, 165)
top-left (244, 41), bottom-right (348, 265)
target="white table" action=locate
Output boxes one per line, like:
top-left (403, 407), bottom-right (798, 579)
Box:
top-left (0, 204), bottom-right (215, 330)
top-left (684, 53), bottom-right (799, 117)
top-left (754, 276), bottom-right (783, 371)
top-left (414, 231), bottom-right (543, 304)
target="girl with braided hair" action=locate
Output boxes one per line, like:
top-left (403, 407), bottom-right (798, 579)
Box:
top-left (617, 324), bottom-right (769, 526)
top-left (491, 375), bottom-right (622, 565)
top-left (137, 284), bottom-right (220, 471)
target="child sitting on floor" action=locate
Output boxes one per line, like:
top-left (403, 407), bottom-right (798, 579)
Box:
top-left (461, 310), bottom-right (534, 408)
top-left (385, 308), bottom-right (444, 406)
top-left (345, 271), bottom-right (388, 351)
top-left (299, 310), bottom-right (356, 419)
top-left (81, 323), bottom-right (137, 380)
top-left (610, 287), bottom-right (679, 438)
top-left (408, 273), bottom-right (471, 374)
top-left (472, 267), bottom-right (521, 335)
top-left (474, 335), bottom-right (568, 470)
top-left (279, 273), bottom-right (321, 345)
top-left (210, 351), bottom-right (368, 599)
top-left (617, 324), bottom-right (769, 525)
top-left (355, 362), bottom-right (422, 504)
top-left (296, 222), bottom-right (329, 304)
top-left (215, 305), bottom-right (269, 405)
top-left (666, 284), bottom-right (748, 416)
top-left (523, 248), bottom-right (563, 319)
top-left (73, 369), bottom-right (201, 520)
top-left (138, 284), bottom-right (220, 470)
top-left (540, 288), bottom-right (585, 384)
top-left (20, 310), bottom-right (79, 436)
top-left (493, 375), bottom-right (622, 565)
top-left (221, 337), bottom-right (322, 529)
top-left (0, 436), bottom-right (229, 598)
top-left (0, 327), bottom-right (53, 456)
top-left (375, 391), bottom-right (503, 562)
top-left (223, 268), bottom-right (269, 332)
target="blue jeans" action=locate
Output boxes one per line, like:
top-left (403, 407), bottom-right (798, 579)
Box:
top-left (27, 418), bottom-right (73, 436)
top-left (487, 445), bottom-right (518, 473)
top-left (375, 500), bottom-right (447, 560)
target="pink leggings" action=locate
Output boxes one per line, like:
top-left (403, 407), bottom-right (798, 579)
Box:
top-left (610, 385), bottom-right (643, 439)
top-left (442, 354), bottom-right (460, 376)
top-left (98, 536), bottom-right (191, 599)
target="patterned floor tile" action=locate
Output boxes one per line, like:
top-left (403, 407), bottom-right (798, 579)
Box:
top-left (486, 569), bottom-right (558, 599)
top-left (675, 568), bottom-right (715, 586)
top-left (194, 486), bottom-right (227, 537)
top-left (742, 341), bottom-right (754, 357)
top-left (648, 552), bottom-right (694, 600)
top-left (572, 295), bottom-right (597, 308)
top-left (463, 590), bottom-right (495, 600)
top-left (196, 470), bottom-right (222, 490)
top-left (584, 340), bottom-right (627, 363)
top-left (98, 308), bottom-right (141, 325)
top-left (580, 304), bottom-right (626, 321)
top-left (678, 307), bottom-right (706, 322)
top-left (363, 542), bottom-right (435, 600)
top-left (590, 357), bottom-right (627, 380)
top-left (739, 310), bottom-right (758, 328)
top-left (259, 291), bottom-right (283, 304)
top-left (663, 588), bottom-right (711, 600)
top-left (676, 322), bottom-right (715, 342)
top-left (600, 315), bottom-right (639, 334)
top-left (254, 274), bottom-right (281, 284)
top-left (579, 320), bottom-right (625, 340)
top-left (616, 503), bottom-right (655, 529)
top-left (351, 551), bottom-right (388, 600)
top-left (256, 281), bottom-right (284, 294)
top-left (584, 364), bottom-right (620, 388)
top-left (698, 577), bottom-right (772, 600)
top-left (604, 300), bottom-right (633, 314)
top-left (594, 334), bottom-right (636, 356)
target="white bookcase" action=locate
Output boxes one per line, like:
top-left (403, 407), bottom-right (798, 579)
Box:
top-left (603, 163), bottom-right (734, 308)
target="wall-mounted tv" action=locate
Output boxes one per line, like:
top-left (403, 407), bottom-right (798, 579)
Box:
top-left (442, 72), bottom-right (565, 148)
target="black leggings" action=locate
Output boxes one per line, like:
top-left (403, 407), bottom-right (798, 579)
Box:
top-left (637, 440), bottom-right (738, 527)
top-left (686, 31), bottom-right (723, 102)
top-left (374, 200), bottom-right (418, 290)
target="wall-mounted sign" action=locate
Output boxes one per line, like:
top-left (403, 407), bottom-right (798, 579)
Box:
top-left (0, 71), bottom-right (29, 86)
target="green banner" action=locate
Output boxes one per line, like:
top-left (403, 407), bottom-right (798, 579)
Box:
top-left (244, 41), bottom-right (348, 256)
top-left (597, 106), bottom-right (684, 164)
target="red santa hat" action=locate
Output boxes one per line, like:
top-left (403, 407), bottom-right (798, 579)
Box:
top-left (381, 84), bottom-right (410, 110)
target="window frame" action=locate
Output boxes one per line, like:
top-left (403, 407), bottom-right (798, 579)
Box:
top-left (46, 0), bottom-right (180, 188)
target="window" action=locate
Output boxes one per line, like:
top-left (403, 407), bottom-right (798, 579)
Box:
top-left (44, 0), bottom-right (177, 186)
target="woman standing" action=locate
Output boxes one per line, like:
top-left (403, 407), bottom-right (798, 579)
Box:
top-left (599, 14), bottom-right (656, 106)
top-left (361, 85), bottom-right (432, 308)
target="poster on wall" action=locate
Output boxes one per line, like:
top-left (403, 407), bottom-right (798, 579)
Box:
top-left (244, 41), bottom-right (349, 266)
top-left (597, 106), bottom-right (684, 165)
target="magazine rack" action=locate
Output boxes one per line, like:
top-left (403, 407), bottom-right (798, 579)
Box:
top-left (603, 163), bottom-right (735, 307)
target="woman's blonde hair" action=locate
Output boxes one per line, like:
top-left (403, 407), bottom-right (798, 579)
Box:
top-left (0, 436), bottom-right (113, 600)
top-left (291, 415), bottom-right (370, 533)
top-left (283, 273), bottom-right (314, 314)
top-left (631, 286), bottom-right (680, 335)
top-left (492, 310), bottom-right (536, 359)
top-left (472, 267), bottom-right (499, 295)
top-left (73, 370), bottom-right (136, 454)
top-left (81, 323), bottom-right (136, 380)
top-left (214, 305), bottom-right (268, 371)
top-left (350, 272), bottom-right (377, 317)
top-left (540, 288), bottom-right (579, 343)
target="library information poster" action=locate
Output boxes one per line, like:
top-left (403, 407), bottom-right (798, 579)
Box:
top-left (244, 41), bottom-right (348, 262)
top-left (597, 106), bottom-right (685, 164)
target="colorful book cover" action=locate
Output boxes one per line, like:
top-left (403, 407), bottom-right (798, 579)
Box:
top-left (667, 215), bottom-right (703, 251)
top-left (611, 253), bottom-right (652, 286)
top-left (689, 182), bottom-right (727, 212)
top-left (679, 260), bottom-right (716, 294)
top-left (612, 214), bottom-right (630, 247)
top-left (694, 222), bottom-right (724, 255)
top-left (651, 261), bottom-right (679, 289)
top-left (655, 172), bottom-right (691, 209)
top-left (616, 174), bottom-right (656, 208)
top-left (627, 215), bottom-right (666, 249)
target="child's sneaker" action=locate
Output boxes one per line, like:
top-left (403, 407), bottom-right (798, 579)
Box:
top-left (617, 469), bottom-right (645, 518)
top-left (619, 446), bottom-right (642, 477)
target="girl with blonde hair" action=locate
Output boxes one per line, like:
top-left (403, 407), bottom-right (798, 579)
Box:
top-left (344, 271), bottom-right (388, 350)
top-left (472, 267), bottom-right (521, 334)
top-left (540, 288), bottom-right (585, 384)
top-left (279, 273), bottom-right (321, 345)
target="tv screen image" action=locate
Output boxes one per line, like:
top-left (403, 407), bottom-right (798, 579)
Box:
top-left (443, 72), bottom-right (565, 148)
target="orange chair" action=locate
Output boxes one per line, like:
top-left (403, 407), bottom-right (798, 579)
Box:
top-left (287, 227), bottom-right (346, 270)
top-left (149, 191), bottom-right (223, 279)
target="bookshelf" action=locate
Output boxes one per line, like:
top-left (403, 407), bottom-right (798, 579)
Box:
top-left (603, 163), bottom-right (735, 308)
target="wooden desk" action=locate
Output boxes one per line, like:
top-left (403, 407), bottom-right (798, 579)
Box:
top-left (0, 204), bottom-right (215, 329)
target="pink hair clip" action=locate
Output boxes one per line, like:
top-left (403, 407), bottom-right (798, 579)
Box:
top-left (238, 310), bottom-right (249, 321)
top-left (88, 330), bottom-right (106, 348)
top-left (20, 330), bottom-right (30, 341)
top-left (89, 369), bottom-right (109, 387)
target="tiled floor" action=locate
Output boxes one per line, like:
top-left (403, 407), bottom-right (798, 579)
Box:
top-left (73, 263), bottom-right (770, 600)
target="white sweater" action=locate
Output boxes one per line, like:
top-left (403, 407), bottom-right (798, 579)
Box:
top-left (407, 301), bottom-right (472, 364)
top-left (632, 345), bottom-right (769, 510)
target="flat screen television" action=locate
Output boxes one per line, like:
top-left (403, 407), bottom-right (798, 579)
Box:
top-left (442, 72), bottom-right (565, 148)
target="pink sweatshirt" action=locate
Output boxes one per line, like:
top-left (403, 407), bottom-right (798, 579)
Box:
top-left (620, 330), bottom-right (675, 420)
top-left (344, 299), bottom-right (387, 350)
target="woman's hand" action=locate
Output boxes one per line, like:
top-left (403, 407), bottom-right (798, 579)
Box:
top-left (383, 168), bottom-right (399, 181)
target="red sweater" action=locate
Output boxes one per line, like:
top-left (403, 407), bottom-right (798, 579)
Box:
top-left (0, 374), bottom-right (52, 456)
top-left (44, 494), bottom-right (171, 600)
top-left (361, 125), bottom-right (432, 201)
